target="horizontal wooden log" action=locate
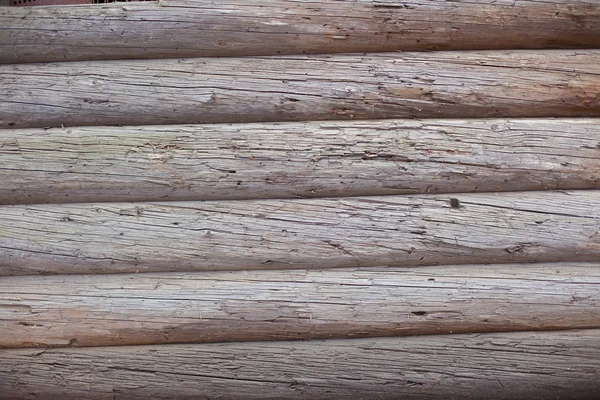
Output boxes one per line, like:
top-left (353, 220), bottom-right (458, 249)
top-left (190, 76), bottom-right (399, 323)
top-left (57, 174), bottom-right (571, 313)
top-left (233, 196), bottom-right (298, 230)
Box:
top-left (1, 190), bottom-right (599, 275)
top-left (1, 263), bottom-right (598, 348)
top-left (1, 118), bottom-right (599, 205)
top-left (1, 329), bottom-right (598, 399)
top-left (1, 0), bottom-right (599, 63)
top-left (2, 50), bottom-right (600, 129)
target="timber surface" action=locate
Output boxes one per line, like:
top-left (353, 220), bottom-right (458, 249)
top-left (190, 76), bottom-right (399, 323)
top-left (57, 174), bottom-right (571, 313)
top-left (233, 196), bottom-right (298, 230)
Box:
top-left (1, 329), bottom-right (598, 399)
top-left (1, 1), bottom-right (600, 398)
top-left (1, 263), bottom-right (598, 348)
top-left (1, 118), bottom-right (599, 205)
top-left (2, 50), bottom-right (600, 129)
top-left (1, 191), bottom-right (599, 275)
top-left (1, 0), bottom-right (599, 63)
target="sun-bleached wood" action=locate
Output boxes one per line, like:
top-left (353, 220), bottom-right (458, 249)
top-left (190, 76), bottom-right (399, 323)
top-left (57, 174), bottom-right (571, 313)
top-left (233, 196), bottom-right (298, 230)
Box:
top-left (2, 50), bottom-right (600, 129)
top-left (1, 0), bottom-right (599, 63)
top-left (2, 118), bottom-right (599, 205)
top-left (1, 263), bottom-right (598, 348)
top-left (1, 329), bottom-right (598, 399)
top-left (1, 191), bottom-right (599, 276)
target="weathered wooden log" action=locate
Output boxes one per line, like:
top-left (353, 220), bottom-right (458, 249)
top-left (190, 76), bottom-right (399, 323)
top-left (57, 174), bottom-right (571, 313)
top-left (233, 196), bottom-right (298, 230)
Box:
top-left (1, 191), bottom-right (599, 276)
top-left (1, 329), bottom-right (598, 399)
top-left (2, 118), bottom-right (599, 205)
top-left (1, 0), bottom-right (599, 64)
top-left (2, 50), bottom-right (600, 129)
top-left (1, 263), bottom-right (598, 348)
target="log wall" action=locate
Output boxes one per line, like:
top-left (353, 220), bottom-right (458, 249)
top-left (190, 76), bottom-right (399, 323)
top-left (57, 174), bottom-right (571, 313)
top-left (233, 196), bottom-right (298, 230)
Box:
top-left (1, 1), bottom-right (599, 398)
top-left (1, 191), bottom-right (599, 275)
top-left (1, 0), bottom-right (599, 63)
top-left (1, 263), bottom-right (598, 348)
top-left (1, 330), bottom-right (598, 399)
top-left (2, 50), bottom-right (600, 129)
top-left (1, 118), bottom-right (599, 205)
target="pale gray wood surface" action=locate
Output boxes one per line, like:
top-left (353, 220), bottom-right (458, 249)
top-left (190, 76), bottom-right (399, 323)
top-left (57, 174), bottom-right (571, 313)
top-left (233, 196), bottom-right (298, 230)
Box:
top-left (2, 118), bottom-right (599, 205)
top-left (1, 0), bottom-right (599, 63)
top-left (2, 50), bottom-right (600, 129)
top-left (0, 263), bottom-right (598, 348)
top-left (1, 329), bottom-right (598, 399)
top-left (1, 190), bottom-right (599, 275)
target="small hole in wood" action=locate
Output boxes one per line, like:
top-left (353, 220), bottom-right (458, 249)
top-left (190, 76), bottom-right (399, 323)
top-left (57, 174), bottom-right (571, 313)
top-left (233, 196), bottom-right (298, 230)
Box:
top-left (449, 198), bottom-right (461, 209)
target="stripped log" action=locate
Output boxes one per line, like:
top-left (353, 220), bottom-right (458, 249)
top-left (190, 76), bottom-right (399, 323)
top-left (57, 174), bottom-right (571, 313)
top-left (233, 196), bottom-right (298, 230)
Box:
top-left (1, 191), bottom-right (599, 276)
top-left (1, 329), bottom-right (598, 399)
top-left (1, 118), bottom-right (599, 205)
top-left (2, 50), bottom-right (600, 129)
top-left (1, 0), bottom-right (599, 63)
top-left (1, 263), bottom-right (598, 348)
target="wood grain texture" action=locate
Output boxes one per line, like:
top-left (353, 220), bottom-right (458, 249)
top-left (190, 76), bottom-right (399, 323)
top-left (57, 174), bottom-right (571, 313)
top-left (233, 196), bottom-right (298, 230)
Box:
top-left (2, 118), bottom-right (599, 205)
top-left (1, 0), bottom-right (599, 63)
top-left (1, 329), bottom-right (598, 399)
top-left (1, 263), bottom-right (598, 348)
top-left (2, 50), bottom-right (600, 129)
top-left (1, 190), bottom-right (599, 276)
